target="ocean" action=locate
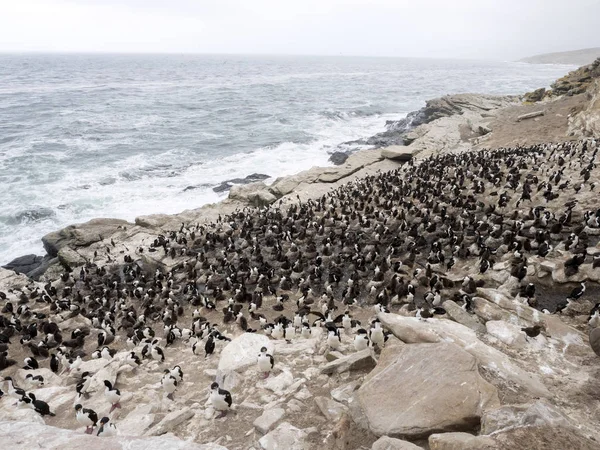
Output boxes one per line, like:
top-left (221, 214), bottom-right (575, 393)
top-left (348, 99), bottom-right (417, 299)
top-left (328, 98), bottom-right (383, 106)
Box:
top-left (0, 54), bottom-right (573, 264)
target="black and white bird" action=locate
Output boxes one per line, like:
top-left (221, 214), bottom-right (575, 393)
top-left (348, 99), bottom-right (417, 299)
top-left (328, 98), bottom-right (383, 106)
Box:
top-left (75, 404), bottom-right (98, 434)
top-left (257, 346), bottom-right (274, 378)
top-left (23, 357), bottom-right (39, 370)
top-left (25, 374), bottom-right (44, 388)
top-left (326, 326), bottom-right (341, 350)
top-left (210, 382), bottom-right (232, 418)
top-left (369, 320), bottom-right (385, 348)
top-left (97, 416), bottom-right (118, 437)
top-left (103, 380), bottom-right (121, 413)
top-left (588, 303), bottom-right (600, 328)
top-left (353, 328), bottom-right (370, 351)
top-left (161, 371), bottom-right (178, 400)
top-left (50, 354), bottom-right (59, 373)
top-left (169, 365), bottom-right (184, 383)
top-left (568, 282), bottom-right (586, 300)
top-left (27, 393), bottom-right (55, 416)
top-left (76, 372), bottom-right (92, 398)
top-left (126, 352), bottom-right (142, 369)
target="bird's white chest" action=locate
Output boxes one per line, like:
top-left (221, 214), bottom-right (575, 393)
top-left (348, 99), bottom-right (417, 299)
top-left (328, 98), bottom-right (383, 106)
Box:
top-left (354, 335), bottom-right (369, 351)
top-left (258, 354), bottom-right (272, 372)
top-left (210, 391), bottom-right (229, 411)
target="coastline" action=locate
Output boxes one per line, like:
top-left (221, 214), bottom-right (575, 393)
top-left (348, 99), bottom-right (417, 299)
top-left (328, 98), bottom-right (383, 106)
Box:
top-left (2, 77), bottom-right (592, 280)
top-left (1, 59), bottom-right (600, 449)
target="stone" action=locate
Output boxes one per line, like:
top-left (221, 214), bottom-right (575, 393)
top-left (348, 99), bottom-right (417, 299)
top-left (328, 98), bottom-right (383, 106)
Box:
top-left (253, 408), bottom-right (285, 434)
top-left (480, 400), bottom-right (572, 435)
top-left (429, 432), bottom-right (497, 450)
top-left (260, 370), bottom-right (294, 394)
top-left (523, 88), bottom-right (546, 103)
top-left (258, 422), bottom-right (308, 450)
top-left (358, 342), bottom-right (499, 439)
top-left (329, 152), bottom-right (350, 165)
top-left (314, 396), bottom-right (349, 422)
top-left (317, 150), bottom-right (384, 183)
top-left (1, 254), bottom-right (44, 275)
top-left (590, 327), bottom-right (600, 356)
top-left (485, 320), bottom-right (527, 347)
top-left (378, 313), bottom-right (551, 398)
top-left (228, 182), bottom-right (277, 207)
top-left (380, 146), bottom-right (414, 161)
top-left (493, 425), bottom-right (598, 450)
top-left (57, 247), bottom-right (87, 268)
top-left (517, 111), bottom-right (545, 121)
top-left (41, 218), bottom-right (130, 257)
top-left (0, 420), bottom-right (228, 450)
top-left (320, 349), bottom-right (376, 375)
top-left (330, 380), bottom-right (361, 403)
top-left (442, 300), bottom-right (486, 334)
top-left (371, 436), bottom-right (423, 450)
top-left (217, 333), bottom-right (273, 374)
top-left (146, 408), bottom-right (195, 436)
top-left (118, 405), bottom-right (156, 436)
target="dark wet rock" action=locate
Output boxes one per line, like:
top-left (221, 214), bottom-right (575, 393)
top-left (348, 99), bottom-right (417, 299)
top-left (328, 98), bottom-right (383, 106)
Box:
top-left (523, 88), bottom-right (547, 103)
top-left (2, 254), bottom-right (55, 280)
top-left (212, 183), bottom-right (233, 193)
top-left (12, 207), bottom-right (56, 224)
top-left (211, 173), bottom-right (270, 193)
top-left (2, 254), bottom-right (44, 274)
top-left (328, 152), bottom-right (350, 165)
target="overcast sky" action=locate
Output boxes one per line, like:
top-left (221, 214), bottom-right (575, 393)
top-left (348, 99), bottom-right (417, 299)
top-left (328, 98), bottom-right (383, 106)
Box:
top-left (0, 0), bottom-right (598, 59)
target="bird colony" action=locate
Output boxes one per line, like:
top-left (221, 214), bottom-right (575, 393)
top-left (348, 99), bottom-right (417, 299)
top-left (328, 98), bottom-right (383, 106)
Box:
top-left (1, 139), bottom-right (600, 449)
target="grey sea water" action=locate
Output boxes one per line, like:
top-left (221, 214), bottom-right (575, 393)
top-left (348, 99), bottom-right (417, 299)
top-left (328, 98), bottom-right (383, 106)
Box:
top-left (0, 54), bottom-right (573, 263)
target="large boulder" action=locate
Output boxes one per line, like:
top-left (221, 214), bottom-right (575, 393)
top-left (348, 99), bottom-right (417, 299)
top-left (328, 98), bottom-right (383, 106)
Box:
top-left (320, 349), bottom-right (377, 375)
top-left (358, 342), bottom-right (499, 439)
top-left (228, 182), bottom-right (277, 207)
top-left (380, 146), bottom-right (414, 161)
top-left (217, 333), bottom-right (273, 374)
top-left (377, 313), bottom-right (550, 399)
top-left (42, 218), bottom-right (130, 257)
top-left (590, 327), bottom-right (600, 356)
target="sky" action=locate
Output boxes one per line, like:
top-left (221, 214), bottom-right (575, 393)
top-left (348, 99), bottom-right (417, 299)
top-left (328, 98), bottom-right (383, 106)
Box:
top-left (0, 0), bottom-right (599, 60)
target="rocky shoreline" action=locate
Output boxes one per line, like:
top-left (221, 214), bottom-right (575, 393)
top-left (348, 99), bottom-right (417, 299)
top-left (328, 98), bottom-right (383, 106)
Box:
top-left (2, 91), bottom-right (521, 280)
top-left (1, 61), bottom-right (600, 450)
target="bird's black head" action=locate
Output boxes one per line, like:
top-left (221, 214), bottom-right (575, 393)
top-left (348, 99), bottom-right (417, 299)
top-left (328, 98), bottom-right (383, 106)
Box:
top-left (75, 404), bottom-right (82, 411)
top-left (103, 380), bottom-right (112, 388)
top-left (260, 346), bottom-right (267, 353)
top-left (100, 417), bottom-right (110, 424)
top-left (210, 382), bottom-right (219, 390)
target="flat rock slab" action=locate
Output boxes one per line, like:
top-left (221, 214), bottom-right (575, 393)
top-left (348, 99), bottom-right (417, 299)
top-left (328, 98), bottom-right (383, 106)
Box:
top-left (429, 432), bottom-right (498, 450)
top-left (380, 146), bottom-right (414, 161)
top-left (358, 342), bottom-right (499, 439)
top-left (0, 420), bottom-right (228, 450)
top-left (320, 349), bottom-right (376, 374)
top-left (372, 436), bottom-right (423, 450)
top-left (146, 408), bottom-right (195, 436)
top-left (259, 422), bottom-right (308, 450)
top-left (218, 333), bottom-right (274, 373)
top-left (253, 408), bottom-right (285, 434)
top-left (314, 396), bottom-right (348, 422)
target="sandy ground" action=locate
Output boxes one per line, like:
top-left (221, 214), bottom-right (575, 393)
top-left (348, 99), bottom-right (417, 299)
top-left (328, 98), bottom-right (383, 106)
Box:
top-left (477, 94), bottom-right (587, 149)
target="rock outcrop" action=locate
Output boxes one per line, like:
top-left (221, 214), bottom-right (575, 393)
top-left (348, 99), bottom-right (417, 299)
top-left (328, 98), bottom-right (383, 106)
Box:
top-left (0, 421), bottom-right (228, 450)
top-left (358, 342), bottom-right (498, 439)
